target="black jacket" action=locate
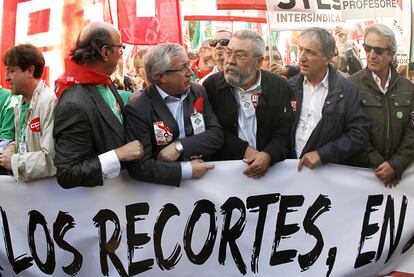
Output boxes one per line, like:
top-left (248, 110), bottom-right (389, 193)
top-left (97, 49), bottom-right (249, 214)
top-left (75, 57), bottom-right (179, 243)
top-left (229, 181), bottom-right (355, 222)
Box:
top-left (288, 65), bottom-right (371, 164)
top-left (203, 70), bottom-right (294, 164)
top-left (125, 83), bottom-right (223, 186)
top-left (53, 84), bottom-right (126, 188)
top-left (349, 66), bottom-right (414, 178)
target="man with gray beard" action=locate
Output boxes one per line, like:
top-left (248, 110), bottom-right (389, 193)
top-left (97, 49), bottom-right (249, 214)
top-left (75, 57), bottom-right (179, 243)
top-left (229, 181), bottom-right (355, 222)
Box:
top-left (203, 29), bottom-right (294, 178)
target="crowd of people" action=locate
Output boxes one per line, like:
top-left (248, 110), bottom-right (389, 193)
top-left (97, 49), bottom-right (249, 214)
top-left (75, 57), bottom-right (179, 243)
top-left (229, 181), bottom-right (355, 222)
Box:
top-left (0, 22), bottom-right (413, 189)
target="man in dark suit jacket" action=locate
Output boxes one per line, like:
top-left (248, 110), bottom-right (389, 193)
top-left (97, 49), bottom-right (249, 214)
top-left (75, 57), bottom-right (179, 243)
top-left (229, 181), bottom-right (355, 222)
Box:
top-left (53, 22), bottom-right (143, 188)
top-left (288, 27), bottom-right (370, 171)
top-left (203, 29), bottom-right (294, 178)
top-left (126, 44), bottom-right (223, 186)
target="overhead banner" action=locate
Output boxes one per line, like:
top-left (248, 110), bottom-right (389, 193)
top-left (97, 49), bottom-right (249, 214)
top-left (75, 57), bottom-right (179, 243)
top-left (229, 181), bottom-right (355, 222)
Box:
top-left (340, 0), bottom-right (398, 20)
top-left (182, 0), bottom-right (267, 23)
top-left (116, 0), bottom-right (182, 45)
top-left (216, 0), bottom-right (267, 10)
top-left (0, 160), bottom-right (414, 276)
top-left (265, 0), bottom-right (344, 31)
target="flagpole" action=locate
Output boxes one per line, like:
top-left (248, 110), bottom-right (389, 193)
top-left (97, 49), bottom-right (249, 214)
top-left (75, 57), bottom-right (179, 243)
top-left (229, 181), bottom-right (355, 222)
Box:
top-left (266, 10), bottom-right (273, 65)
top-left (410, 0), bottom-right (414, 70)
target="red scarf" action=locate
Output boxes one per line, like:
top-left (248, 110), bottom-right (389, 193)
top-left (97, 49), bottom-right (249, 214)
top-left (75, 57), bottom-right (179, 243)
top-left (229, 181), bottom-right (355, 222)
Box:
top-left (191, 59), bottom-right (212, 79)
top-left (55, 57), bottom-right (112, 98)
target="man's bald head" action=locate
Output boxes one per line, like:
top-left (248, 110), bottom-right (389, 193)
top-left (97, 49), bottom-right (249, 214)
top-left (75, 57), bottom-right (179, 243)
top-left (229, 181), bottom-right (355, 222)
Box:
top-left (71, 22), bottom-right (120, 65)
top-left (78, 22), bottom-right (118, 42)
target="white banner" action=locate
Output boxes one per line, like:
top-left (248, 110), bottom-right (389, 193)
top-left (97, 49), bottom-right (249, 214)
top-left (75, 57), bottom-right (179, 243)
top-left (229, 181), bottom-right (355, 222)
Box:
top-left (0, 160), bottom-right (414, 276)
top-left (340, 0), bottom-right (398, 20)
top-left (265, 0), bottom-right (344, 31)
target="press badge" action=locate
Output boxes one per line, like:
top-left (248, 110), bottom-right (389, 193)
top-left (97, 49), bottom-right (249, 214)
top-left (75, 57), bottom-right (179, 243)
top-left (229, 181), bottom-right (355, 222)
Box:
top-left (19, 143), bottom-right (27, 154)
top-left (190, 112), bottom-right (205, 135)
top-left (153, 121), bottom-right (173, 146)
top-left (240, 93), bottom-right (255, 118)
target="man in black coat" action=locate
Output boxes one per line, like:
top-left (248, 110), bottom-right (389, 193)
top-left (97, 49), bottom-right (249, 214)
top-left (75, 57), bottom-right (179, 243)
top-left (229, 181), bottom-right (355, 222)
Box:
top-left (203, 29), bottom-right (294, 178)
top-left (53, 22), bottom-right (143, 188)
top-left (126, 44), bottom-right (223, 186)
top-left (288, 27), bottom-right (370, 171)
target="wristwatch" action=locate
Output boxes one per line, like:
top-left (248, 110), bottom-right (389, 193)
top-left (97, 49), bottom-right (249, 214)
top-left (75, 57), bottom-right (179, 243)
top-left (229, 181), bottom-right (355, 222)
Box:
top-left (175, 141), bottom-right (184, 153)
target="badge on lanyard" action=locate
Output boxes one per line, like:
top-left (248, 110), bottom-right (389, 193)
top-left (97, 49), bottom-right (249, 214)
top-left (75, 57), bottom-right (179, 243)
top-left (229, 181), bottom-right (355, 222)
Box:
top-left (240, 93), bottom-right (255, 118)
top-left (291, 99), bottom-right (298, 112)
top-left (251, 92), bottom-right (261, 108)
top-left (19, 143), bottom-right (27, 154)
top-left (190, 110), bottom-right (205, 135)
top-left (153, 121), bottom-right (173, 146)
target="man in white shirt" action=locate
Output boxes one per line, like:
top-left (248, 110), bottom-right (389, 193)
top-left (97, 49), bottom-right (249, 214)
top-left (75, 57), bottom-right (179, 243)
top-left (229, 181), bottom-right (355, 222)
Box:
top-left (288, 27), bottom-right (370, 171)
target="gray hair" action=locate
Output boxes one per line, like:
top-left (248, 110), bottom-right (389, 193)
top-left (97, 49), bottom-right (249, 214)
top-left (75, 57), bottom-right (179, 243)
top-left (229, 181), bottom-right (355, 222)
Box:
top-left (232, 29), bottom-right (265, 57)
top-left (364, 24), bottom-right (397, 53)
top-left (143, 43), bottom-right (186, 84)
top-left (300, 27), bottom-right (336, 58)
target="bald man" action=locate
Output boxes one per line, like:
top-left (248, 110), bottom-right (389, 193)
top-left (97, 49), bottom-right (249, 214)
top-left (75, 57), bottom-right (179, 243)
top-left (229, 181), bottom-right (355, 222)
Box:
top-left (53, 22), bottom-right (143, 188)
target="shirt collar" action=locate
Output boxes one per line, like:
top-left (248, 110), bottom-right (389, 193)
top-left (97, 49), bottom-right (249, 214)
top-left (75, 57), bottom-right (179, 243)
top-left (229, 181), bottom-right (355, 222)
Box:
top-left (155, 85), bottom-right (189, 102)
top-left (371, 68), bottom-right (391, 92)
top-left (303, 69), bottom-right (329, 89)
top-left (233, 70), bottom-right (262, 93)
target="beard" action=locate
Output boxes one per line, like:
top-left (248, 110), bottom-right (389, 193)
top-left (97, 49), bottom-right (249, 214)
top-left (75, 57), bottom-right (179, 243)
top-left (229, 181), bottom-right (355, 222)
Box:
top-left (224, 63), bottom-right (257, 87)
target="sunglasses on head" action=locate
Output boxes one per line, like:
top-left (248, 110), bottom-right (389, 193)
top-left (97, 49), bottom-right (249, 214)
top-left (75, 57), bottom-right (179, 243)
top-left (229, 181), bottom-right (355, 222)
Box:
top-left (363, 43), bottom-right (389, 55)
top-left (209, 39), bottom-right (230, 47)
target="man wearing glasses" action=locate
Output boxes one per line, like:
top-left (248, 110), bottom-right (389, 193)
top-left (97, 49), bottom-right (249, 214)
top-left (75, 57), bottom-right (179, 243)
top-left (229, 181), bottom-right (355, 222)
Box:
top-left (125, 43), bottom-right (223, 186)
top-left (198, 30), bottom-right (232, 85)
top-left (203, 29), bottom-right (294, 178)
top-left (53, 22), bottom-right (143, 188)
top-left (349, 24), bottom-right (414, 187)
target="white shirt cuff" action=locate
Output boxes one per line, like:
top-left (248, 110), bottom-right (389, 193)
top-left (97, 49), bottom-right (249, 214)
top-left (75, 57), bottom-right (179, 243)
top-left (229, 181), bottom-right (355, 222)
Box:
top-left (181, 161), bottom-right (192, 180)
top-left (98, 150), bottom-right (121, 179)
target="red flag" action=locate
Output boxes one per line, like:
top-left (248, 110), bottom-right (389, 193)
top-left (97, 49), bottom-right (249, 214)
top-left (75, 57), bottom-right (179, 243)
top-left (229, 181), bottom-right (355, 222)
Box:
top-left (117, 0), bottom-right (182, 45)
top-left (0, 0), bottom-right (110, 90)
top-left (216, 0), bottom-right (267, 10)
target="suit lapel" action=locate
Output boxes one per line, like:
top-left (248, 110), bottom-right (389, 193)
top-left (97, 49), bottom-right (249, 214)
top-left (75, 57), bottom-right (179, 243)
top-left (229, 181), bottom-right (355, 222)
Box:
top-left (183, 86), bottom-right (197, 136)
top-left (147, 85), bottom-right (180, 139)
top-left (86, 85), bottom-right (124, 141)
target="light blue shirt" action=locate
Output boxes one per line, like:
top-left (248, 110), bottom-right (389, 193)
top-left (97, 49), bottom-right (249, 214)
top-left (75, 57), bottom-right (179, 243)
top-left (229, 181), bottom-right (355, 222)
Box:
top-left (231, 72), bottom-right (262, 148)
top-left (156, 85), bottom-right (192, 179)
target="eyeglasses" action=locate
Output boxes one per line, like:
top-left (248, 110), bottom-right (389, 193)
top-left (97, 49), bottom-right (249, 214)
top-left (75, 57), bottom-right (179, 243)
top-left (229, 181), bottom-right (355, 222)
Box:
top-left (363, 43), bottom-right (389, 55)
top-left (224, 50), bottom-right (250, 62)
top-left (209, 39), bottom-right (230, 47)
top-left (107, 44), bottom-right (126, 50)
top-left (164, 61), bottom-right (192, 74)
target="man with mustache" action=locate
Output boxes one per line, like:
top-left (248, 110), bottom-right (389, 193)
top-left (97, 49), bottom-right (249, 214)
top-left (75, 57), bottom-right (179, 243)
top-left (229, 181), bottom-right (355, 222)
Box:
top-left (53, 22), bottom-right (143, 188)
top-left (349, 24), bottom-right (414, 187)
top-left (203, 29), bottom-right (294, 178)
top-left (126, 43), bottom-right (223, 186)
top-left (289, 27), bottom-right (370, 172)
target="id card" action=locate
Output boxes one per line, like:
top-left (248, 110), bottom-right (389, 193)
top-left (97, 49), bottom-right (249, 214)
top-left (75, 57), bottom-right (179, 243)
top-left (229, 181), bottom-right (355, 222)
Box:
top-left (240, 93), bottom-right (255, 118)
top-left (19, 143), bottom-right (27, 154)
top-left (153, 121), bottom-right (173, 146)
top-left (190, 112), bottom-right (205, 135)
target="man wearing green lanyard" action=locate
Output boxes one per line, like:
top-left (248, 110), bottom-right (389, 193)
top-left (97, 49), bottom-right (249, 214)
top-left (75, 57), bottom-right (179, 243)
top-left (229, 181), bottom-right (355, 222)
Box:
top-left (0, 44), bottom-right (56, 181)
top-left (53, 22), bottom-right (143, 188)
top-left (0, 87), bottom-right (16, 150)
